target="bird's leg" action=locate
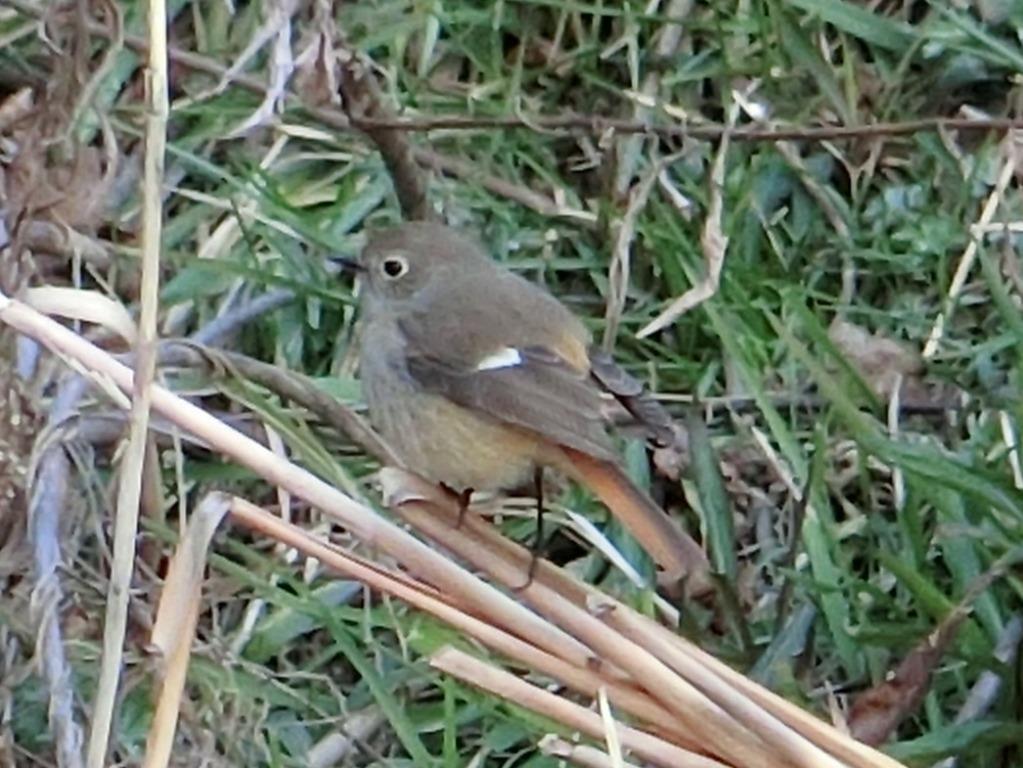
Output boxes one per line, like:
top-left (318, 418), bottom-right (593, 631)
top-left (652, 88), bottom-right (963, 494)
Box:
top-left (455, 488), bottom-right (473, 527)
top-left (440, 482), bottom-right (474, 528)
top-left (514, 466), bottom-right (545, 591)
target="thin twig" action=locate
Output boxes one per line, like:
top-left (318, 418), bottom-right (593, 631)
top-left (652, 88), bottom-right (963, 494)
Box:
top-left (5, 0), bottom-right (1020, 145)
top-left (340, 114), bottom-right (1023, 143)
top-left (85, 0), bottom-right (167, 760)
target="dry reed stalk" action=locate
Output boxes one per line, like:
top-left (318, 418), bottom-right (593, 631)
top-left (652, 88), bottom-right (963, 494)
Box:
top-left (0, 293), bottom-right (908, 768)
top-left (227, 496), bottom-right (699, 751)
top-left (85, 0), bottom-right (167, 761)
top-left (540, 736), bottom-right (643, 768)
top-left (631, 615), bottom-right (908, 768)
top-left (143, 494), bottom-right (231, 768)
top-left (391, 485), bottom-right (827, 768)
top-left (385, 491), bottom-right (773, 766)
top-left (386, 472), bottom-right (902, 768)
top-left (0, 296), bottom-right (589, 667)
top-left (431, 647), bottom-right (722, 768)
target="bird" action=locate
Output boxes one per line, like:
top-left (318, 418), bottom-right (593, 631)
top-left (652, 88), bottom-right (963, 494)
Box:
top-left (339, 221), bottom-right (708, 589)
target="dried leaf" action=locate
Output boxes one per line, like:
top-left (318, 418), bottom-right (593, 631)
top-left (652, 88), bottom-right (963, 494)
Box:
top-left (150, 493), bottom-right (231, 659)
top-left (0, 88), bottom-right (34, 133)
top-left (846, 550), bottom-right (1021, 746)
top-left (848, 612), bottom-right (966, 745)
top-left (23, 287), bottom-right (137, 345)
top-left (828, 319), bottom-right (924, 399)
top-left (378, 467), bottom-right (443, 508)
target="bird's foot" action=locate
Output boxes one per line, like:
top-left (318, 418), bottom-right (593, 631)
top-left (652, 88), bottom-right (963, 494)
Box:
top-left (440, 483), bottom-right (474, 528)
top-left (511, 552), bottom-right (540, 592)
top-left (511, 466), bottom-right (545, 592)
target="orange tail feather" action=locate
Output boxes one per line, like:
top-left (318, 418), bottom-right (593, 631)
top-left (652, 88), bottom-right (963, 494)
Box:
top-left (561, 447), bottom-right (710, 590)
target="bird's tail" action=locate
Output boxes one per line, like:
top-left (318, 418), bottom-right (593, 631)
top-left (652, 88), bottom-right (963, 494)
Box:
top-left (561, 447), bottom-right (710, 592)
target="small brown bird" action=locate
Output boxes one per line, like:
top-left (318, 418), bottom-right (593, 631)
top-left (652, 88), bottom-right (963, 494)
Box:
top-left (344, 221), bottom-right (707, 585)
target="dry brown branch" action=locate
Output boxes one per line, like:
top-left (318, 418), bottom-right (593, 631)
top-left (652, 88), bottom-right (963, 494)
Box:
top-left (336, 41), bottom-right (433, 221)
top-left (345, 114), bottom-right (1023, 143)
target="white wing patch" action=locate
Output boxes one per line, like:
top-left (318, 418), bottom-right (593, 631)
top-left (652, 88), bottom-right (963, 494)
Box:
top-left (475, 347), bottom-right (523, 371)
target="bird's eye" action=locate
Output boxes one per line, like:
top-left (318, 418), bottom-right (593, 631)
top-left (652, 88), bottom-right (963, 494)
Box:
top-left (381, 255), bottom-right (409, 279)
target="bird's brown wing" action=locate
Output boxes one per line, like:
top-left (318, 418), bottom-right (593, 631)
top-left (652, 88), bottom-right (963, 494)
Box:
top-left (399, 323), bottom-right (617, 462)
top-left (397, 310), bottom-right (709, 587)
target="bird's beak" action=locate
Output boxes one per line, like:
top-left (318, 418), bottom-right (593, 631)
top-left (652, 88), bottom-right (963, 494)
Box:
top-left (328, 255), bottom-right (364, 274)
